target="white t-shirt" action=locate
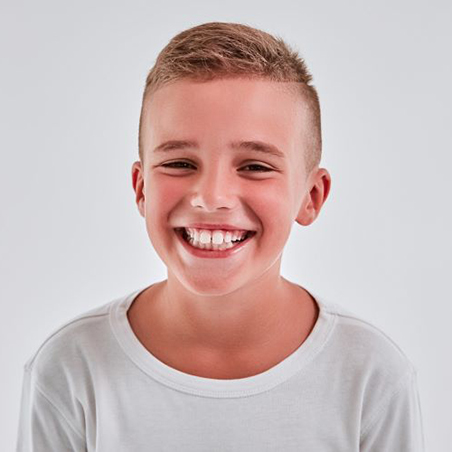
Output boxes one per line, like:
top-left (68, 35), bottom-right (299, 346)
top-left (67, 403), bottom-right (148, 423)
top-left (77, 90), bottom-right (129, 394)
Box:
top-left (16, 284), bottom-right (425, 451)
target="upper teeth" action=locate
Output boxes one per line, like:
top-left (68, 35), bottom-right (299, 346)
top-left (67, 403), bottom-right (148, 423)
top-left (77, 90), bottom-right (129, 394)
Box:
top-left (184, 228), bottom-right (248, 244)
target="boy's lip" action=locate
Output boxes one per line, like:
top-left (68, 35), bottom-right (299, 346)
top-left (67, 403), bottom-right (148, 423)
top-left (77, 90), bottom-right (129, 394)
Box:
top-left (176, 223), bottom-right (256, 232)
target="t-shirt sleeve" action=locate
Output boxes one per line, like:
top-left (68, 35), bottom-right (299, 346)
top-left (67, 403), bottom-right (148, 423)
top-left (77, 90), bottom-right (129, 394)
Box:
top-left (16, 366), bottom-right (87, 452)
top-left (359, 368), bottom-right (425, 452)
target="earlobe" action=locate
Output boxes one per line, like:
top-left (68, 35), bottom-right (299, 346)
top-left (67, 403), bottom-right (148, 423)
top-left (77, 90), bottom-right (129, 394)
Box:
top-left (132, 161), bottom-right (146, 218)
top-left (295, 168), bottom-right (331, 227)
top-left (295, 198), bottom-right (315, 226)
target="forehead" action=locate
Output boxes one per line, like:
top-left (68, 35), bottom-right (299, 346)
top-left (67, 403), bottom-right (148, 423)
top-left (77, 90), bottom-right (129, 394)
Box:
top-left (143, 78), bottom-right (307, 149)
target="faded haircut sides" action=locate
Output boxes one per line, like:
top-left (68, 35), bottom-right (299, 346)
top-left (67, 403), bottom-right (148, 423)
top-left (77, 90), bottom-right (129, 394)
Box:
top-left (138, 22), bottom-right (322, 176)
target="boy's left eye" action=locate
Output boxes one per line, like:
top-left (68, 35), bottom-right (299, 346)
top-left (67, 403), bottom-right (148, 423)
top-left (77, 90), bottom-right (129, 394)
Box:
top-left (242, 164), bottom-right (273, 172)
top-left (161, 162), bottom-right (272, 172)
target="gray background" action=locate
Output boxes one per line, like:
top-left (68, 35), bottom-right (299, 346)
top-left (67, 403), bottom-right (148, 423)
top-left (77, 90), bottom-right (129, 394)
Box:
top-left (2, 0), bottom-right (451, 450)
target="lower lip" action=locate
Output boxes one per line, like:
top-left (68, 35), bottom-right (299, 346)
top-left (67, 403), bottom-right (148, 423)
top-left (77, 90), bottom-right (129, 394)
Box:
top-left (174, 229), bottom-right (256, 259)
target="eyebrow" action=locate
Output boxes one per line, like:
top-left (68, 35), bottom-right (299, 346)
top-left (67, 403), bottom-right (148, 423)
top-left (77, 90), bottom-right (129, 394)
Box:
top-left (153, 139), bottom-right (285, 159)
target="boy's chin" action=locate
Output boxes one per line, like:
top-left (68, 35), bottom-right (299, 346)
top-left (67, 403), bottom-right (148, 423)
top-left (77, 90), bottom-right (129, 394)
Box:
top-left (173, 271), bottom-right (252, 298)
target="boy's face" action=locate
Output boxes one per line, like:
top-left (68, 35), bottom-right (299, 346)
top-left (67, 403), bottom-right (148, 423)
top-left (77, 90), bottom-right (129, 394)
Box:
top-left (132, 77), bottom-right (330, 295)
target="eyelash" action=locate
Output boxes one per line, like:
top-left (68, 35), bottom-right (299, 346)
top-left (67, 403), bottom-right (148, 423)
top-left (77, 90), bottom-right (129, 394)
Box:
top-left (161, 161), bottom-right (273, 172)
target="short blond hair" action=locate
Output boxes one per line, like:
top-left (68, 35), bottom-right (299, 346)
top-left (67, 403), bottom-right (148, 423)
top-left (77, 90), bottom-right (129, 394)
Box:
top-left (139, 22), bottom-right (321, 174)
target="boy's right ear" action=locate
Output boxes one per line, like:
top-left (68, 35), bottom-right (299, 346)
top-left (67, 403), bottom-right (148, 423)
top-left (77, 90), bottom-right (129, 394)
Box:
top-left (131, 161), bottom-right (145, 218)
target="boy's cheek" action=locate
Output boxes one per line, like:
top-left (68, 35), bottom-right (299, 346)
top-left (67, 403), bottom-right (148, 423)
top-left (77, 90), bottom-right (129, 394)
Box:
top-left (144, 180), bottom-right (181, 208)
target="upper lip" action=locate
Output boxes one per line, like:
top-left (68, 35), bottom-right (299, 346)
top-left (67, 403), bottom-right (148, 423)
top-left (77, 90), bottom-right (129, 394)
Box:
top-left (176, 223), bottom-right (256, 232)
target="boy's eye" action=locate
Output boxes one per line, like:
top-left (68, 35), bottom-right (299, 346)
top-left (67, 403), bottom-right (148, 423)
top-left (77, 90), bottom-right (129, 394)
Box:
top-left (161, 161), bottom-right (272, 172)
top-left (161, 161), bottom-right (195, 169)
top-left (241, 164), bottom-right (273, 172)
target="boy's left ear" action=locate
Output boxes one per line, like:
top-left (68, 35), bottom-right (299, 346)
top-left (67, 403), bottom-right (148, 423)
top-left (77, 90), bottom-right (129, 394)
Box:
top-left (295, 168), bottom-right (331, 226)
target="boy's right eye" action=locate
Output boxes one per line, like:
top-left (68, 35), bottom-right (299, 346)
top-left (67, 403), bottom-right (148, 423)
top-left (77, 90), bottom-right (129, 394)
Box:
top-left (161, 161), bottom-right (194, 169)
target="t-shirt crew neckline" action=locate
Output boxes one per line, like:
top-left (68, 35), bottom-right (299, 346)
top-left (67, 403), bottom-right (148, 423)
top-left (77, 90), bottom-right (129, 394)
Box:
top-left (110, 283), bottom-right (337, 398)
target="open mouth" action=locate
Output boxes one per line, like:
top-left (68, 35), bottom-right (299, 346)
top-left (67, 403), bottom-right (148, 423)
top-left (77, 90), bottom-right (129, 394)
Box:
top-left (174, 228), bottom-right (256, 252)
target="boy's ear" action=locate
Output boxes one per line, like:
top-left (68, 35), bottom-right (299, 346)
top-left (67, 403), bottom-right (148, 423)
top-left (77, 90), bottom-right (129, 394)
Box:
top-left (131, 161), bottom-right (146, 218)
top-left (295, 168), bottom-right (331, 226)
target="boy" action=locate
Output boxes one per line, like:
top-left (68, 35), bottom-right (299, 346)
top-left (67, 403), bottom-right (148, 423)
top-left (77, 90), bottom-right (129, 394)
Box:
top-left (16, 22), bottom-right (425, 451)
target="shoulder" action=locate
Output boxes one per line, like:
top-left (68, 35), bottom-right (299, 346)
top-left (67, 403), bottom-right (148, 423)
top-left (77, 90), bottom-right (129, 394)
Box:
top-left (23, 292), bottom-right (125, 388)
top-left (314, 293), bottom-right (417, 379)
top-left (313, 293), bottom-right (420, 429)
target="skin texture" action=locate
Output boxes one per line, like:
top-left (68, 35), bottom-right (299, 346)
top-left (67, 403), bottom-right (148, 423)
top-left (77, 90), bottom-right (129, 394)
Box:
top-left (130, 78), bottom-right (331, 379)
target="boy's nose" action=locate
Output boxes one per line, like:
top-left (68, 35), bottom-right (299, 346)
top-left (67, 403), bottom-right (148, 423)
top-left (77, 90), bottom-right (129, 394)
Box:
top-left (189, 168), bottom-right (238, 212)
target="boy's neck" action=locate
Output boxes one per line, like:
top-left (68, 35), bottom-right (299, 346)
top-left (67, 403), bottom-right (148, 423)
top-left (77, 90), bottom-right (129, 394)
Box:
top-left (127, 276), bottom-right (319, 378)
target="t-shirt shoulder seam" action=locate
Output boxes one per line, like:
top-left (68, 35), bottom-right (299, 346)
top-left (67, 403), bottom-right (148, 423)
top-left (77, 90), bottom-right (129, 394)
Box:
top-left (24, 311), bottom-right (109, 372)
top-left (333, 311), bottom-right (416, 368)
top-left (360, 367), bottom-right (416, 440)
top-left (32, 374), bottom-right (86, 443)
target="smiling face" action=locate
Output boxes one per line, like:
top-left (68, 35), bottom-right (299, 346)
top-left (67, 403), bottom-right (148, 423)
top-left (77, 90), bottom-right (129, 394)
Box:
top-left (132, 77), bottom-right (330, 296)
